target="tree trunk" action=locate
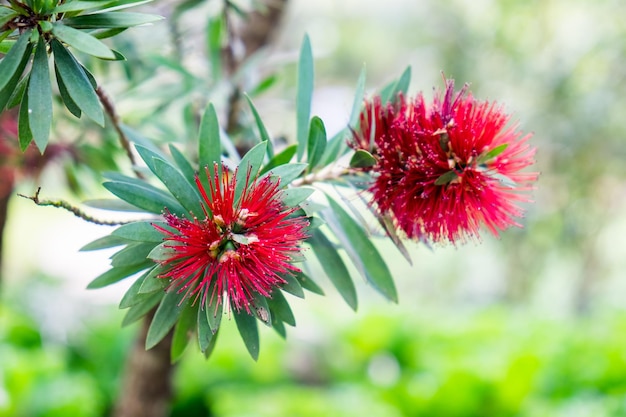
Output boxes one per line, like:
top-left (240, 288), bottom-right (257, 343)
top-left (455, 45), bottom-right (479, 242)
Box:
top-left (112, 312), bottom-right (174, 417)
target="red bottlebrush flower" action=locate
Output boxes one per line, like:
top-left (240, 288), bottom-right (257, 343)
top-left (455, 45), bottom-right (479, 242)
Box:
top-left (349, 95), bottom-right (396, 156)
top-left (153, 165), bottom-right (309, 313)
top-left (362, 79), bottom-right (537, 244)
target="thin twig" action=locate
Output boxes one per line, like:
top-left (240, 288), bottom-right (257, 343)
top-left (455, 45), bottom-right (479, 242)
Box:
top-left (96, 86), bottom-right (145, 179)
top-left (18, 187), bottom-right (133, 226)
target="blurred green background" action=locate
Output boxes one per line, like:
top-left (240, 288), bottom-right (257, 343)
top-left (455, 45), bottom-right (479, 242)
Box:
top-left (2, 0), bottom-right (626, 415)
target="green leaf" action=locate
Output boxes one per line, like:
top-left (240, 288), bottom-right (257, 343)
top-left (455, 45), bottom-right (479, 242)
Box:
top-left (55, 64), bottom-right (81, 117)
top-left (63, 12), bottom-right (163, 28)
top-left (134, 144), bottom-right (168, 173)
top-left (272, 318), bottom-right (286, 338)
top-left (80, 234), bottom-right (129, 251)
top-left (349, 65), bottom-right (367, 127)
top-left (121, 290), bottom-right (163, 327)
top-left (138, 265), bottom-right (168, 294)
top-left (198, 103), bottom-right (221, 171)
top-left (0, 29), bottom-right (31, 93)
top-left (169, 144), bottom-right (197, 187)
top-left (380, 65), bottom-right (411, 105)
top-left (244, 94), bottom-right (273, 159)
top-left (197, 304), bottom-right (214, 354)
top-left (260, 145), bottom-right (297, 175)
top-left (476, 143), bottom-right (509, 164)
top-left (146, 290), bottom-right (187, 349)
top-left (281, 273), bottom-right (304, 298)
top-left (0, 10), bottom-right (17, 29)
top-left (267, 290), bottom-right (295, 327)
top-left (27, 37), bottom-right (52, 152)
top-left (205, 289), bottom-right (223, 334)
top-left (296, 34), bottom-right (313, 161)
top-left (110, 242), bottom-right (157, 267)
top-left (52, 23), bottom-right (116, 60)
top-left (308, 228), bottom-right (357, 310)
top-left (147, 241), bottom-right (177, 262)
top-left (153, 158), bottom-right (204, 216)
top-left (87, 262), bottom-right (152, 289)
top-left (349, 149), bottom-right (377, 168)
top-left (280, 187), bottom-right (314, 207)
top-left (234, 141), bottom-right (268, 202)
top-left (103, 181), bottom-right (186, 216)
top-left (51, 39), bottom-right (104, 126)
top-left (0, 43), bottom-right (32, 112)
top-left (53, 0), bottom-right (151, 13)
top-left (250, 293), bottom-right (272, 327)
top-left (171, 303), bottom-right (196, 362)
top-left (434, 170), bottom-right (459, 186)
top-left (18, 96), bottom-right (32, 151)
top-left (261, 163), bottom-right (307, 187)
top-left (206, 14), bottom-right (223, 81)
top-left (324, 196), bottom-right (398, 303)
top-left (294, 272), bottom-right (324, 295)
top-left (119, 271), bottom-right (152, 309)
top-left (233, 309), bottom-right (259, 361)
top-left (112, 221), bottom-right (167, 243)
top-left (306, 116), bottom-right (327, 171)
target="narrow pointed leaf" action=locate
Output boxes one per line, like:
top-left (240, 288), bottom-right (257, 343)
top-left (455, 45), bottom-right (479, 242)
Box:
top-left (52, 23), bottom-right (116, 59)
top-left (28, 37), bottom-right (53, 152)
top-left (233, 309), bottom-right (259, 361)
top-left (434, 170), bottom-right (458, 186)
top-left (110, 242), bottom-right (157, 267)
top-left (324, 196), bottom-right (398, 302)
top-left (244, 93), bottom-right (273, 158)
top-left (294, 272), bottom-right (324, 295)
top-left (119, 272), bottom-right (151, 309)
top-left (0, 29), bottom-right (31, 92)
top-left (197, 305), bottom-right (214, 353)
top-left (153, 158), bottom-right (204, 216)
top-left (261, 163), bottom-right (307, 187)
top-left (267, 291), bottom-right (295, 326)
top-left (18, 97), bottom-right (32, 151)
top-left (198, 103), bottom-right (221, 170)
top-left (0, 42), bottom-right (33, 111)
top-left (350, 149), bottom-right (377, 168)
top-left (169, 144), bottom-right (197, 187)
top-left (234, 141), bottom-right (267, 202)
top-left (80, 234), bottom-right (129, 251)
top-left (87, 262), bottom-right (152, 289)
top-left (260, 145), bottom-right (298, 175)
top-left (112, 221), bottom-right (167, 243)
top-left (308, 228), bottom-right (357, 310)
top-left (306, 116), bottom-right (326, 171)
top-left (138, 266), bottom-right (168, 294)
top-left (51, 39), bottom-right (104, 126)
top-left (280, 187), bottom-right (314, 207)
top-left (296, 34), bottom-right (313, 161)
top-left (55, 64), bottom-right (81, 117)
top-left (171, 303), bottom-right (196, 362)
top-left (205, 288), bottom-right (223, 334)
top-left (146, 290), bottom-right (187, 349)
top-left (63, 12), bottom-right (163, 28)
top-left (281, 273), bottom-right (304, 298)
top-left (380, 66), bottom-right (411, 105)
top-left (348, 65), bottom-right (367, 126)
top-left (103, 181), bottom-right (186, 216)
top-left (121, 291), bottom-right (162, 326)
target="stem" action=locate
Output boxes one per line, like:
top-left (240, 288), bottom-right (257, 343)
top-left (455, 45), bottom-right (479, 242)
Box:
top-left (17, 187), bottom-right (133, 226)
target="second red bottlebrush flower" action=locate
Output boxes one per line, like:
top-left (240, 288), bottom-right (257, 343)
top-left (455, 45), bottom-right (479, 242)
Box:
top-left (153, 165), bottom-right (309, 314)
top-left (355, 79), bottom-right (538, 245)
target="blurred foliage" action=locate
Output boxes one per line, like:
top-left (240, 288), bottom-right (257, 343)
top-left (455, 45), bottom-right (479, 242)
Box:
top-left (4, 300), bottom-right (626, 417)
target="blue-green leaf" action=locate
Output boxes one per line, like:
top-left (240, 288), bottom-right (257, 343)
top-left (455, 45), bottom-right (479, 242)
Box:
top-left (267, 290), bottom-right (295, 326)
top-left (380, 66), bottom-right (411, 105)
top-left (110, 242), bottom-right (157, 267)
top-left (153, 157), bottom-right (204, 216)
top-left (63, 12), bottom-right (163, 28)
top-left (171, 302), bottom-right (196, 362)
top-left (28, 37), bottom-right (52, 152)
top-left (261, 163), bottom-right (307, 187)
top-left (306, 116), bottom-right (326, 171)
top-left (197, 304), bottom-right (214, 354)
top-left (244, 94), bottom-right (273, 159)
top-left (169, 144), bottom-right (197, 187)
top-left (112, 221), bottom-right (167, 243)
top-left (296, 34), bottom-right (313, 161)
top-left (87, 262), bottom-right (152, 289)
top-left (146, 290), bottom-right (187, 349)
top-left (0, 29), bottom-right (31, 93)
top-left (198, 103), bottom-right (221, 171)
top-left (280, 187), bottom-right (314, 207)
top-left (103, 181), bottom-right (186, 216)
top-left (308, 228), bottom-right (357, 310)
top-left (51, 39), bottom-right (104, 126)
top-left (234, 141), bottom-right (268, 202)
top-left (18, 95), bottom-right (32, 151)
top-left (121, 291), bottom-right (163, 326)
top-left (80, 234), bottom-right (129, 251)
top-left (324, 195), bottom-right (398, 303)
top-left (260, 145), bottom-right (297, 175)
top-left (52, 23), bottom-right (116, 60)
top-left (233, 309), bottom-right (259, 361)
top-left (294, 272), bottom-right (324, 295)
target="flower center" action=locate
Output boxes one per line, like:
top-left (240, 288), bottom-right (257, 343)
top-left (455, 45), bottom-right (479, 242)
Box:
top-left (208, 209), bottom-right (259, 261)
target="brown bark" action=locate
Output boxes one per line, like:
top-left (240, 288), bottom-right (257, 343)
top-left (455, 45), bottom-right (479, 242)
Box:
top-left (112, 313), bottom-right (174, 417)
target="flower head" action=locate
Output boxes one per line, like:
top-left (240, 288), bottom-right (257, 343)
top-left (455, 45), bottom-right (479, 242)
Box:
top-left (154, 165), bottom-right (309, 313)
top-left (357, 79), bottom-right (537, 244)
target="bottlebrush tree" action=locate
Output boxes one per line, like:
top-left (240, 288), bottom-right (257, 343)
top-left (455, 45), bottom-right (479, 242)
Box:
top-left (0, 0), bottom-right (537, 414)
